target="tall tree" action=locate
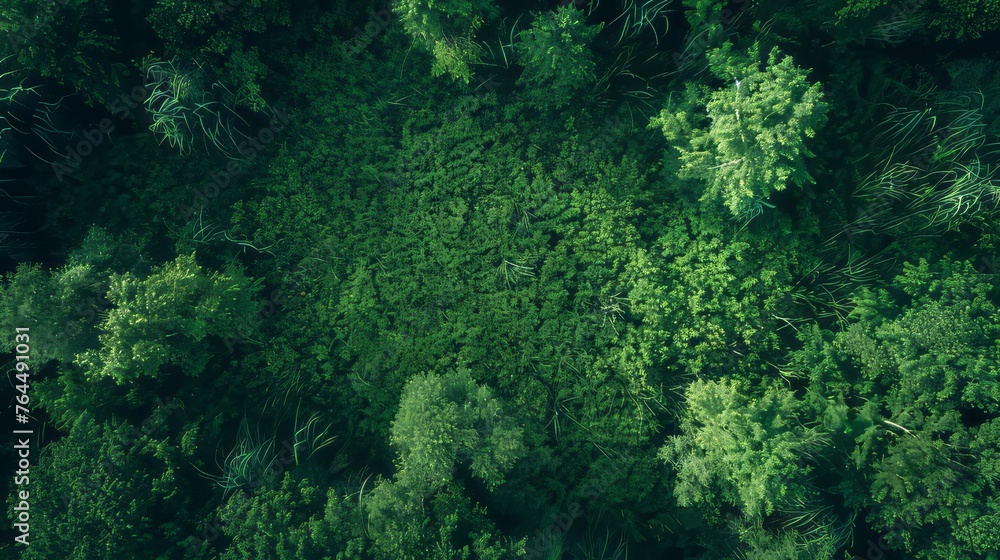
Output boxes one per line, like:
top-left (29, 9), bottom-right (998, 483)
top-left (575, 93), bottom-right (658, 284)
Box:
top-left (832, 257), bottom-right (1000, 559)
top-left (76, 253), bottom-right (261, 383)
top-left (650, 42), bottom-right (829, 218)
top-left (366, 368), bottom-right (525, 559)
top-left (393, 0), bottom-right (498, 82)
top-left (515, 5), bottom-right (602, 110)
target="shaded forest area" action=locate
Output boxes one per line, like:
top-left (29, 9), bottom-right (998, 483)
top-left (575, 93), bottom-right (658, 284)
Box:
top-left (2, 0), bottom-right (1000, 558)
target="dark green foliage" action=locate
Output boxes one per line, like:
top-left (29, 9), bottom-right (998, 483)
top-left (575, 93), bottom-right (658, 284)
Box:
top-left (832, 258), bottom-right (1000, 559)
top-left (5, 2), bottom-right (1000, 560)
top-left (0, 0), bottom-right (123, 107)
top-left (12, 414), bottom-right (186, 560)
top-left (515, 6), bottom-right (602, 109)
top-left (216, 473), bottom-right (365, 559)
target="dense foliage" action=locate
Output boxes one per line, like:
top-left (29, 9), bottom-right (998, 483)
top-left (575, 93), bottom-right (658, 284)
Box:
top-left (2, 0), bottom-right (1000, 559)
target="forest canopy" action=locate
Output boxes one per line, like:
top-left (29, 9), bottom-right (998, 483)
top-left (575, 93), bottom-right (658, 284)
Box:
top-left (2, 0), bottom-right (1000, 559)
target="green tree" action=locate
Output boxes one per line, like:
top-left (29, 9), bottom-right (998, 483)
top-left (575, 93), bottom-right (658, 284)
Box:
top-left (10, 414), bottom-right (186, 560)
top-left (650, 42), bottom-right (829, 218)
top-left (659, 377), bottom-right (850, 557)
top-left (386, 368), bottom-right (524, 494)
top-left (366, 368), bottom-right (525, 559)
top-left (515, 6), bottom-right (602, 109)
top-left (660, 378), bottom-right (830, 519)
top-left (215, 473), bottom-right (366, 560)
top-left (393, 0), bottom-right (498, 82)
top-left (832, 257), bottom-right (1000, 560)
top-left (76, 253), bottom-right (261, 383)
top-left (0, 227), bottom-right (143, 365)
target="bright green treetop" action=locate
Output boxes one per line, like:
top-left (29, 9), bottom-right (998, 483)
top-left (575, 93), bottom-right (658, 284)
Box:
top-left (77, 253), bottom-right (261, 383)
top-left (365, 368), bottom-right (525, 559)
top-left (660, 378), bottom-right (829, 519)
top-left (650, 42), bottom-right (829, 218)
top-left (389, 367), bottom-right (524, 494)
